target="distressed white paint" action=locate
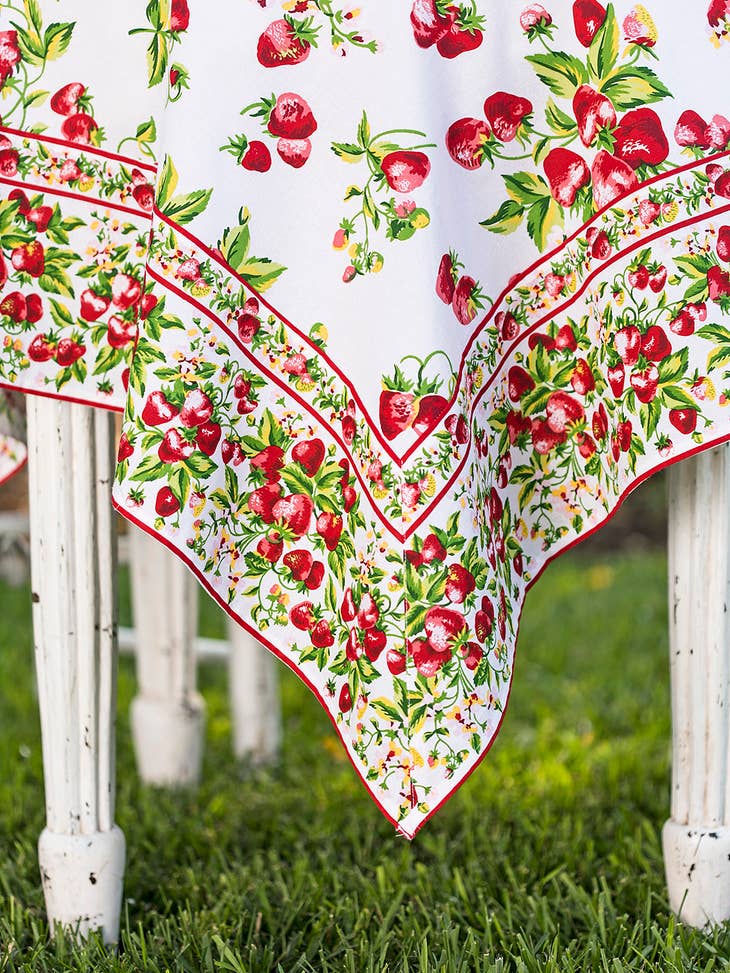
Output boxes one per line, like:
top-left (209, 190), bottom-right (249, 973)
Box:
top-left (128, 530), bottom-right (205, 786)
top-left (664, 446), bottom-right (730, 928)
top-left (228, 622), bottom-right (281, 764)
top-left (27, 397), bottom-right (125, 943)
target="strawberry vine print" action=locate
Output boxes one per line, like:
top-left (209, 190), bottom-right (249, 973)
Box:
top-left (257, 2), bottom-right (377, 68)
top-left (332, 113), bottom-right (435, 281)
top-left (129, 0), bottom-right (191, 98)
top-left (436, 251), bottom-right (490, 326)
top-left (410, 0), bottom-right (486, 58)
top-left (477, 2), bottom-right (683, 252)
top-left (222, 92), bottom-right (318, 172)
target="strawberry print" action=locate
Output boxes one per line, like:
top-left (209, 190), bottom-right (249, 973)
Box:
top-left (411, 1), bottom-right (486, 57)
top-left (223, 93), bottom-right (318, 171)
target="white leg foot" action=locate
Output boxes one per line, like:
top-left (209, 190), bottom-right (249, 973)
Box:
top-left (27, 399), bottom-right (125, 943)
top-left (228, 622), bottom-right (281, 764)
top-left (129, 530), bottom-right (205, 786)
top-left (664, 447), bottom-right (730, 928)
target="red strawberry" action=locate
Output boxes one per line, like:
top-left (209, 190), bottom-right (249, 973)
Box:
top-left (614, 325), bottom-right (641, 365)
top-left (436, 21), bottom-right (484, 58)
top-left (718, 227), bottom-right (730, 262)
top-left (544, 272), bottom-right (565, 297)
top-left (338, 683), bottom-right (352, 712)
top-left (257, 534), bottom-right (283, 563)
top-left (543, 147), bottom-right (590, 207)
top-left (290, 601), bottom-right (316, 631)
top-left (248, 482), bottom-right (282, 523)
top-left (617, 419), bottom-right (632, 452)
top-left (292, 437), bottom-right (325, 476)
top-left (589, 228), bottom-right (611, 259)
top-left (572, 0), bottom-right (606, 46)
top-left (592, 403), bottom-right (609, 440)
top-left (28, 334), bottom-right (54, 362)
top-left (591, 150), bottom-right (638, 209)
top-left (506, 409), bottom-right (531, 443)
top-left (305, 562), bottom-right (325, 590)
top-left (381, 151), bottom-right (431, 193)
top-left (445, 117), bottom-right (491, 170)
top-left (283, 549), bottom-right (314, 582)
top-left (675, 110), bottom-right (710, 149)
top-left (612, 108), bottom-right (669, 169)
top-left (607, 363), bottom-right (625, 396)
top-left (54, 337), bottom-right (85, 366)
top-left (170, 0), bottom-right (190, 31)
top-left (117, 433), bottom-right (134, 462)
top-left (61, 112), bottom-right (98, 144)
top-left (708, 0), bottom-right (730, 26)
top-left (346, 628), bottom-right (363, 661)
top-left (483, 92), bottom-right (533, 143)
top-left (0, 291), bottom-right (26, 322)
top-left (648, 266), bottom-right (667, 293)
top-left (436, 253), bottom-right (457, 303)
top-left (452, 275), bottom-right (481, 325)
top-left (421, 533), bottom-right (447, 563)
top-left (222, 440), bottom-right (244, 466)
top-left (445, 564), bottom-right (476, 604)
top-left (242, 141), bottom-right (272, 172)
top-left (316, 511), bottom-right (343, 550)
top-left (26, 205), bottom-right (53, 232)
top-left (268, 92), bottom-right (317, 139)
top-left (131, 181), bottom-right (154, 211)
top-left (708, 265), bottom-right (730, 301)
top-left (507, 365), bottom-right (535, 401)
top-left (25, 293), bottom-right (42, 323)
top-left (474, 607), bottom-right (493, 642)
top-left (8, 188), bottom-right (30, 215)
top-left (158, 428), bottom-right (194, 464)
top-left (50, 82), bottom-right (85, 115)
top-left (411, 638), bottom-right (449, 677)
top-left (571, 358), bottom-right (595, 395)
top-left (79, 288), bottom-right (110, 322)
top-left (107, 315), bottom-right (137, 348)
top-left (715, 172), bottom-right (730, 200)
top-left (445, 413), bottom-right (468, 443)
top-left (111, 273), bottom-right (142, 310)
top-left (424, 606), bottom-right (466, 653)
top-left (237, 311), bottom-right (261, 343)
top-left (387, 648), bottom-right (407, 675)
top-left (272, 493), bottom-right (314, 536)
top-left (555, 323), bottom-right (578, 351)
top-left (459, 641), bottom-right (483, 671)
top-left (546, 391), bottom-right (584, 432)
top-left (669, 408), bottom-right (697, 434)
top-left (196, 420), bottom-right (222, 456)
top-left (410, 0), bottom-right (456, 47)
top-left (155, 487), bottom-right (180, 518)
top-left (341, 588), bottom-right (357, 622)
top-left (11, 241), bottom-right (44, 277)
top-left (497, 311), bottom-right (520, 340)
top-left (277, 138), bottom-right (312, 168)
top-left (630, 364), bottom-right (659, 403)
top-left (531, 418), bottom-right (566, 454)
top-left (180, 388), bottom-right (213, 427)
top-left (412, 394), bottom-right (449, 435)
top-left (577, 432), bottom-right (596, 458)
top-left (0, 147), bottom-right (19, 177)
top-left (58, 159), bottom-right (81, 182)
top-left (142, 391), bottom-right (179, 426)
top-left (379, 389), bottom-right (416, 440)
top-left (573, 85), bottom-right (616, 147)
top-left (357, 592), bottom-right (379, 629)
top-left (251, 444), bottom-right (285, 480)
top-left (638, 199), bottom-right (661, 225)
top-left (311, 619), bottom-right (334, 648)
top-left (363, 628), bottom-right (387, 662)
top-left (257, 18), bottom-right (317, 68)
top-left (628, 265), bottom-right (649, 290)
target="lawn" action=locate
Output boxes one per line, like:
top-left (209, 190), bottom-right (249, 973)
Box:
top-left (1, 521), bottom-right (730, 970)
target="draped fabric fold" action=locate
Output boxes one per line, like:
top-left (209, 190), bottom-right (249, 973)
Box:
top-left (1, 0), bottom-right (729, 834)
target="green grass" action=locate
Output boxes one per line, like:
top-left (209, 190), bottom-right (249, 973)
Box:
top-left (1, 537), bottom-right (730, 971)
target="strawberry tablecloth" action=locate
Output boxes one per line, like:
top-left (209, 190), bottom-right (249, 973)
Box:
top-left (1, 0), bottom-right (730, 837)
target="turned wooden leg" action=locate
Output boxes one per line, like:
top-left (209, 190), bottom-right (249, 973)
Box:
top-left (664, 447), bottom-right (730, 928)
top-left (128, 530), bottom-right (205, 786)
top-left (27, 399), bottom-right (125, 943)
top-left (228, 623), bottom-right (281, 764)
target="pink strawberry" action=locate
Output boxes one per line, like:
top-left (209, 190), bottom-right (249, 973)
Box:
top-left (544, 272), bottom-right (565, 297)
top-left (628, 266), bottom-right (649, 290)
top-left (242, 141), bottom-right (272, 172)
top-left (630, 364), bottom-right (659, 402)
top-left (141, 391), bottom-right (179, 426)
top-left (452, 275), bottom-right (481, 325)
top-left (272, 493), bottom-right (314, 536)
top-left (268, 92), bottom-right (317, 139)
top-left (669, 408), bottom-right (697, 435)
top-left (573, 85), bottom-right (616, 147)
top-left (277, 138), bottom-right (312, 168)
top-left (410, 0), bottom-right (456, 47)
top-left (546, 391), bottom-right (584, 432)
top-left (257, 18), bottom-right (317, 68)
top-left (614, 325), bottom-right (641, 365)
top-left (79, 288), bottom-right (110, 322)
top-left (111, 273), bottom-right (142, 310)
top-left (612, 108), bottom-right (669, 169)
top-left (155, 487), bottom-right (180, 518)
top-left (572, 0), bottom-right (606, 46)
top-left (180, 388), bottom-right (213, 427)
top-left (292, 438), bottom-right (325, 476)
top-left (591, 150), bottom-right (638, 209)
top-left (520, 4), bottom-right (553, 30)
top-left (484, 92), bottom-right (533, 143)
top-left (445, 117), bottom-right (491, 169)
top-left (50, 82), bottom-right (86, 116)
top-left (638, 199), bottom-right (661, 226)
top-left (507, 365), bottom-right (535, 401)
top-left (381, 151), bottom-right (431, 193)
top-left (543, 147), bottom-right (590, 207)
top-left (379, 390), bottom-right (416, 440)
top-left (424, 606), bottom-right (466, 653)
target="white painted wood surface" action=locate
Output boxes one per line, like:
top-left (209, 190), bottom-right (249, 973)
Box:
top-left (128, 529), bottom-right (205, 786)
top-left (26, 397), bottom-right (125, 943)
top-left (228, 621), bottom-right (281, 764)
top-left (664, 446), bottom-right (730, 927)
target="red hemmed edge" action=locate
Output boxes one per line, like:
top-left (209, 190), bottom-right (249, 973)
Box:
top-left (0, 124), bottom-right (157, 171)
top-left (113, 425), bottom-right (730, 839)
top-left (0, 451), bottom-right (27, 488)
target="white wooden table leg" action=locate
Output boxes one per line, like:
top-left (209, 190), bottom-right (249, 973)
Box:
top-left (27, 398), bottom-right (125, 943)
top-left (128, 530), bottom-right (205, 786)
top-left (664, 446), bottom-right (730, 928)
top-left (228, 622), bottom-right (281, 764)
